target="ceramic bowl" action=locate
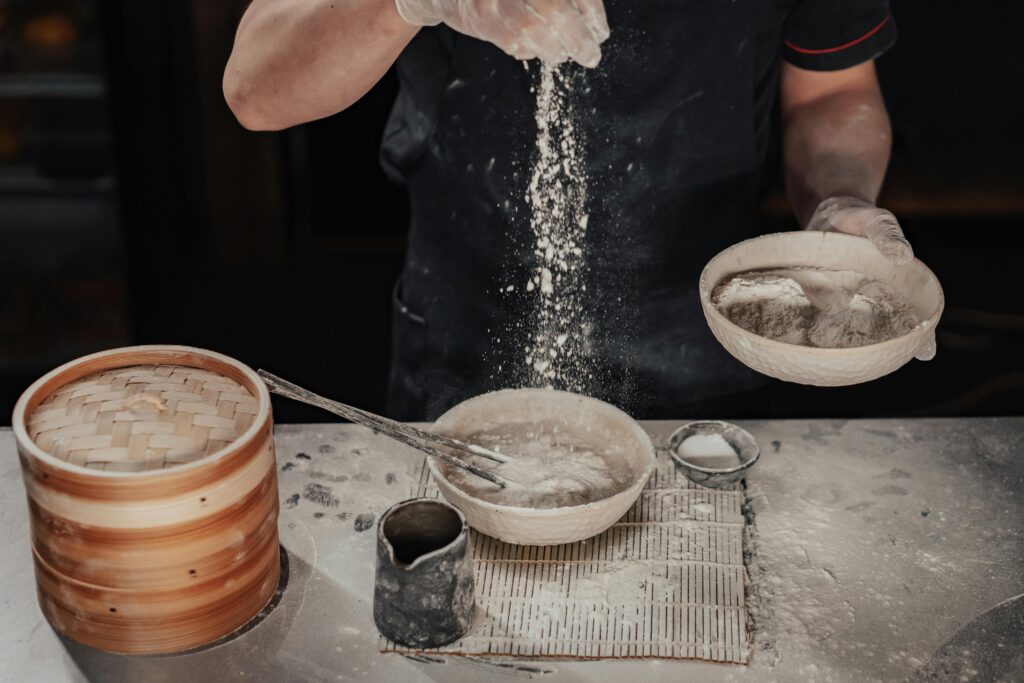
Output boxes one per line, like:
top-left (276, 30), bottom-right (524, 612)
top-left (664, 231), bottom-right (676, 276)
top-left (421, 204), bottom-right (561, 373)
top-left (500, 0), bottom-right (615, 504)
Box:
top-left (699, 231), bottom-right (944, 386)
top-left (428, 388), bottom-right (656, 546)
top-left (667, 420), bottom-right (759, 489)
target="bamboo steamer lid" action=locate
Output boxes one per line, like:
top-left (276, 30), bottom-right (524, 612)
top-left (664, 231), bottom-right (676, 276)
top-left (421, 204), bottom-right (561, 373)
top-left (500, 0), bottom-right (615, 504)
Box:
top-left (12, 346), bottom-right (281, 654)
top-left (28, 364), bottom-right (259, 472)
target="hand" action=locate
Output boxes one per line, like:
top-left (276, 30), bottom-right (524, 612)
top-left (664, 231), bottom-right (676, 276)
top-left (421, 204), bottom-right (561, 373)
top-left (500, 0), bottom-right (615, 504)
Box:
top-left (395, 0), bottom-right (610, 68)
top-left (806, 196), bottom-right (913, 265)
top-left (806, 196), bottom-right (935, 361)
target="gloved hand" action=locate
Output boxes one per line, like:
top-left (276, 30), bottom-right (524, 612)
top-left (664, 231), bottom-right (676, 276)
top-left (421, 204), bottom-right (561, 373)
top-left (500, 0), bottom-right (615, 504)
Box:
top-left (806, 196), bottom-right (912, 265)
top-left (806, 195), bottom-right (936, 361)
top-left (394, 0), bottom-right (610, 68)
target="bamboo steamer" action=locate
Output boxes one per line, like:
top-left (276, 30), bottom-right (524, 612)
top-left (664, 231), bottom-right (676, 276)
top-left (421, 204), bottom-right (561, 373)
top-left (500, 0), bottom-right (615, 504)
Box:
top-left (12, 345), bottom-right (280, 654)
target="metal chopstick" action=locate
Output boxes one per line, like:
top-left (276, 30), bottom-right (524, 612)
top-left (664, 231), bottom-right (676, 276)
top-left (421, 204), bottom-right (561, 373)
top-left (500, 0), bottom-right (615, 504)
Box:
top-left (257, 370), bottom-right (509, 488)
top-left (258, 370), bottom-right (508, 464)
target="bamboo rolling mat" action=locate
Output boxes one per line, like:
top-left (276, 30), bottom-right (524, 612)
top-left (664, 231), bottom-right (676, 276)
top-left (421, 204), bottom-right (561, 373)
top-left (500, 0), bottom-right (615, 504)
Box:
top-left (380, 454), bottom-right (751, 663)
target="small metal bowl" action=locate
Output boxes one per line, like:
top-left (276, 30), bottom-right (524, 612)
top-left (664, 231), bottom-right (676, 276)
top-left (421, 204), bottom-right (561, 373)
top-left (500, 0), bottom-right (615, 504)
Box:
top-left (667, 420), bottom-right (760, 489)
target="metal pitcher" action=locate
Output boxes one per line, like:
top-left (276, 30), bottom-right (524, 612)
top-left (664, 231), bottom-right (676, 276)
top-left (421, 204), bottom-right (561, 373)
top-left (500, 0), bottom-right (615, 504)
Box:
top-left (373, 498), bottom-right (475, 648)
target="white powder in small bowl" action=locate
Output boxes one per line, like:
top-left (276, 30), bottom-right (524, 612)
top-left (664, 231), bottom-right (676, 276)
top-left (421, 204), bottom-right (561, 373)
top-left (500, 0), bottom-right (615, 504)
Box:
top-left (676, 433), bottom-right (741, 469)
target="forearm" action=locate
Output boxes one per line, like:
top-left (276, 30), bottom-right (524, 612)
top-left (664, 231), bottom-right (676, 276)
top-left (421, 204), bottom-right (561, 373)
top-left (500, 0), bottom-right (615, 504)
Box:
top-left (223, 0), bottom-right (417, 131)
top-left (781, 62), bottom-right (892, 227)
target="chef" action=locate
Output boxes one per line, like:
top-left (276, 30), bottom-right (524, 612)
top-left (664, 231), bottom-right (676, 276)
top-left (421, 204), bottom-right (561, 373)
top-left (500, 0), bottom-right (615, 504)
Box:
top-left (224, 0), bottom-right (934, 419)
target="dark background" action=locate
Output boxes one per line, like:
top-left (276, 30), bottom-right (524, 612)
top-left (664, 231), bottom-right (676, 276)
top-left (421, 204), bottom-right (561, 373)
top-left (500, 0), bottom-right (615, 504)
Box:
top-left (2, 0), bottom-right (1022, 424)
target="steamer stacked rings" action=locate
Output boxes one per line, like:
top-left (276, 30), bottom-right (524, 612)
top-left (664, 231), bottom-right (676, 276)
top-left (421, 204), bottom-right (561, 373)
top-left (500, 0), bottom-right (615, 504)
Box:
top-left (12, 346), bottom-right (280, 654)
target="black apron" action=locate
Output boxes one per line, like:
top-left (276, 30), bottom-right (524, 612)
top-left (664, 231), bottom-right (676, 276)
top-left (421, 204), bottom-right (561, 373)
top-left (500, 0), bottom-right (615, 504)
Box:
top-left (382, 1), bottom-right (799, 420)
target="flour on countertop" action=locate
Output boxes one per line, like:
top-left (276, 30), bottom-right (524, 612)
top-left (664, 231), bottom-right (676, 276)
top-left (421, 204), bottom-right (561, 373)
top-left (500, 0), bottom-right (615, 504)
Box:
top-left (712, 267), bottom-right (920, 348)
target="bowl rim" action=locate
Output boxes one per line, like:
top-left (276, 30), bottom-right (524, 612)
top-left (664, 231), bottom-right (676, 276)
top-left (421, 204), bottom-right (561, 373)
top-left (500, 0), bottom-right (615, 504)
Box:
top-left (699, 231), bottom-right (946, 357)
top-left (667, 420), bottom-right (760, 475)
top-left (11, 344), bottom-right (271, 479)
top-left (427, 387), bottom-right (656, 516)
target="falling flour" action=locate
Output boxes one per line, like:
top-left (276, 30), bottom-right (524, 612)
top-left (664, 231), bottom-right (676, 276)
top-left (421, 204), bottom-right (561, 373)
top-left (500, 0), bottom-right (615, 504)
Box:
top-left (444, 422), bottom-right (633, 509)
top-left (522, 63), bottom-right (592, 391)
top-left (712, 267), bottom-right (920, 348)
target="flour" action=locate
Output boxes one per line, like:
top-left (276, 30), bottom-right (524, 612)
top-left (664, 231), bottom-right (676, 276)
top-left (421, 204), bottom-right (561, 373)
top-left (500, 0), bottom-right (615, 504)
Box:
top-left (712, 267), bottom-right (920, 348)
top-left (443, 421), bottom-right (633, 509)
top-left (676, 432), bottom-right (740, 469)
top-left (522, 63), bottom-right (592, 391)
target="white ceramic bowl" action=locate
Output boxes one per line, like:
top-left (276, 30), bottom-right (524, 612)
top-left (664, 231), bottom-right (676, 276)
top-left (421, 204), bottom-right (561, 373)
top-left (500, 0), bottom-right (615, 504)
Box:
top-left (428, 388), bottom-right (655, 546)
top-left (700, 231), bottom-right (944, 386)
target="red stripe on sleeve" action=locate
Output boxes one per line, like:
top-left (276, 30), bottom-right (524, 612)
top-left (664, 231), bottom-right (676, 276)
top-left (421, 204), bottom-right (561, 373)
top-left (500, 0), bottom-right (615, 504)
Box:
top-left (784, 13), bottom-right (892, 55)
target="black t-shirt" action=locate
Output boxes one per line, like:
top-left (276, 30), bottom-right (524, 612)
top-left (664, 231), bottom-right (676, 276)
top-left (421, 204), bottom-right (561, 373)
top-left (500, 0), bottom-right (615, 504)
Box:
top-left (381, 0), bottom-right (896, 420)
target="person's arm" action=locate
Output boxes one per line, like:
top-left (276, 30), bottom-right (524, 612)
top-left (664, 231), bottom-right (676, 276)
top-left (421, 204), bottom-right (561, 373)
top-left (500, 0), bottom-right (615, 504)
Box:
top-left (780, 60), bottom-right (912, 264)
top-left (781, 59), bottom-right (935, 360)
top-left (223, 0), bottom-right (416, 131)
top-left (224, 0), bottom-right (610, 132)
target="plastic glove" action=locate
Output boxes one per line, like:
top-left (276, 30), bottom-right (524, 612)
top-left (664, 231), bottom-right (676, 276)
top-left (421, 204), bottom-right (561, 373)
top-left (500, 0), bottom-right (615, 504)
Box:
top-left (395, 0), bottom-right (610, 68)
top-left (807, 195), bottom-right (935, 361)
top-left (806, 196), bottom-right (913, 265)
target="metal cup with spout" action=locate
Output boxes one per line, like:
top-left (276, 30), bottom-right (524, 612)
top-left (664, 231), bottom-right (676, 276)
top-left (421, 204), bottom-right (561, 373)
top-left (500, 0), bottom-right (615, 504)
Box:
top-left (373, 498), bottom-right (475, 648)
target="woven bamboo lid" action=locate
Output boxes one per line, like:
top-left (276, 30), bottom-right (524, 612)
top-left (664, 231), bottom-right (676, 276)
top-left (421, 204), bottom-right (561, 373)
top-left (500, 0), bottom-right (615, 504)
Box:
top-left (27, 363), bottom-right (259, 472)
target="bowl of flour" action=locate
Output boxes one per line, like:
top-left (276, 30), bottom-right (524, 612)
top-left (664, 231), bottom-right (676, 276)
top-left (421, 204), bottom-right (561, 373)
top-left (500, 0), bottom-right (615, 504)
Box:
top-left (699, 231), bottom-right (944, 386)
top-left (428, 389), bottom-right (656, 546)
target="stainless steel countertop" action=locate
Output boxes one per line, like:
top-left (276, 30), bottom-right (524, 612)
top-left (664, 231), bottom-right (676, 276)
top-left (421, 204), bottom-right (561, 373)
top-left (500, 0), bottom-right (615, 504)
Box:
top-left (2, 418), bottom-right (1022, 682)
